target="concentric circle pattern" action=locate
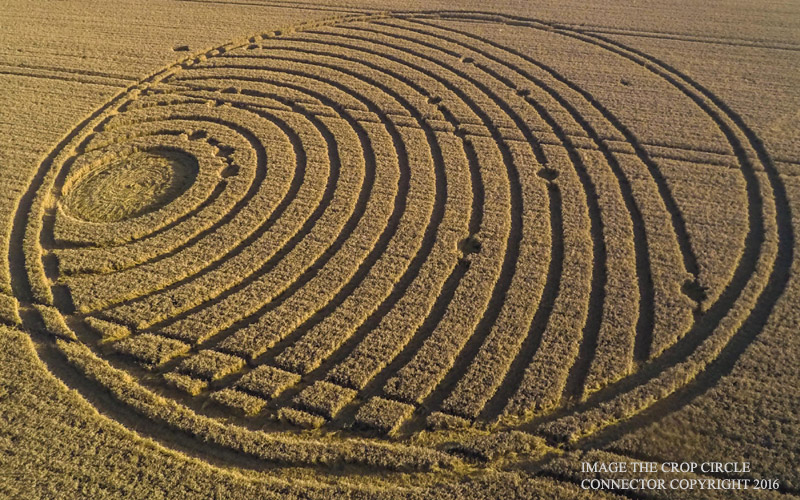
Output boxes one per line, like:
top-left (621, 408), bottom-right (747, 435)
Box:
top-left (10, 11), bottom-right (788, 471)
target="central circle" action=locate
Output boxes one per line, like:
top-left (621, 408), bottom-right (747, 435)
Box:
top-left (62, 149), bottom-right (197, 222)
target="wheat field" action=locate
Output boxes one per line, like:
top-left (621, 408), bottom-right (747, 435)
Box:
top-left (1, 1), bottom-right (799, 498)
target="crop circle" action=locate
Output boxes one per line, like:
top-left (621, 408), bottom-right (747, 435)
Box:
top-left (8, 11), bottom-right (787, 472)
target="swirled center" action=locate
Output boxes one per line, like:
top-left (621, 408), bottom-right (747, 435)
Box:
top-left (63, 150), bottom-right (196, 222)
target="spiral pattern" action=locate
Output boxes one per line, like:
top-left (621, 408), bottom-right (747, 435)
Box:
top-left (9, 11), bottom-right (787, 465)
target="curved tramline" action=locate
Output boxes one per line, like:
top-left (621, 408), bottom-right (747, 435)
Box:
top-left (4, 10), bottom-right (787, 478)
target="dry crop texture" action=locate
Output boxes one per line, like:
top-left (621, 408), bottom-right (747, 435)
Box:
top-left (1, 0), bottom-right (799, 498)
